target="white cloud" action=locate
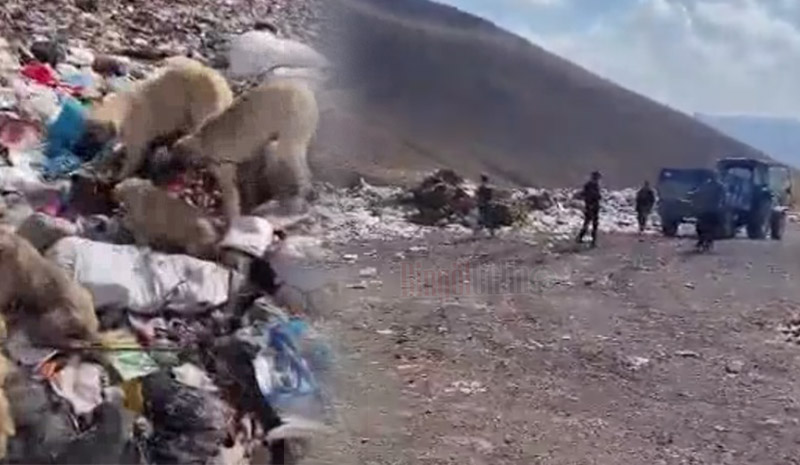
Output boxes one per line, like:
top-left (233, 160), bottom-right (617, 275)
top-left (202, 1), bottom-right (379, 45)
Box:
top-left (526, 0), bottom-right (800, 117)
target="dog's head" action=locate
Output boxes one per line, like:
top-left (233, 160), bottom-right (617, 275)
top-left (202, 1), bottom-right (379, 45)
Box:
top-left (79, 118), bottom-right (117, 156)
top-left (77, 93), bottom-right (126, 153)
top-left (170, 135), bottom-right (205, 168)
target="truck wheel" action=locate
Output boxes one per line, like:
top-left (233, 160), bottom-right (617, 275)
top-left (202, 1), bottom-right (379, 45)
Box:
top-left (747, 213), bottom-right (769, 239)
top-left (771, 212), bottom-right (786, 240)
top-left (662, 220), bottom-right (678, 237)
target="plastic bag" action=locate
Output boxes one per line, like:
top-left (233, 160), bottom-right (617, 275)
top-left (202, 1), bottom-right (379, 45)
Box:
top-left (219, 215), bottom-right (274, 258)
top-left (47, 237), bottom-right (236, 314)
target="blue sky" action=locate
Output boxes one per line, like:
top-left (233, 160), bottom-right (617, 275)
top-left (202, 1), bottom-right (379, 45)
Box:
top-left (435, 0), bottom-right (800, 118)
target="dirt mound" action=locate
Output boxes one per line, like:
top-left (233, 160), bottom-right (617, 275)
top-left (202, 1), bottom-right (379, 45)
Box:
top-left (328, 0), bottom-right (769, 188)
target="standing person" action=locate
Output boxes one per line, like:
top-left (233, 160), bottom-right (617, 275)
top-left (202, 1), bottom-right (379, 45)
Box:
top-left (635, 180), bottom-right (656, 233)
top-left (576, 171), bottom-right (602, 247)
top-left (690, 174), bottom-right (725, 252)
top-left (476, 174), bottom-right (496, 237)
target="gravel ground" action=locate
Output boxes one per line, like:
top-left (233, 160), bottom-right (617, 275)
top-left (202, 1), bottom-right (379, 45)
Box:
top-left (302, 226), bottom-right (800, 464)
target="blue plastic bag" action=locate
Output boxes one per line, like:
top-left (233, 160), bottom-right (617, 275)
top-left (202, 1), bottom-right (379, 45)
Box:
top-left (41, 97), bottom-right (89, 179)
top-left (247, 318), bottom-right (322, 417)
top-left (45, 96), bottom-right (87, 157)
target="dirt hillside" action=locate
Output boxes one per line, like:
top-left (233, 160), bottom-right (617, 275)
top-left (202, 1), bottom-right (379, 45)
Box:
top-left (325, 0), bottom-right (768, 188)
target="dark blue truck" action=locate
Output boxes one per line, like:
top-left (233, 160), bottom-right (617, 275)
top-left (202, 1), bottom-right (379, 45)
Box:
top-left (657, 158), bottom-right (792, 240)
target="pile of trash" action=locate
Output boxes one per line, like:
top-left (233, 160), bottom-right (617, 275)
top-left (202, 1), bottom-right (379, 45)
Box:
top-left (400, 169), bottom-right (526, 228)
top-left (0, 0), bottom-right (329, 63)
top-left (302, 174), bottom-right (660, 245)
top-left (520, 187), bottom-right (660, 239)
top-left (0, 27), bottom-right (336, 465)
top-left (406, 169), bottom-right (476, 226)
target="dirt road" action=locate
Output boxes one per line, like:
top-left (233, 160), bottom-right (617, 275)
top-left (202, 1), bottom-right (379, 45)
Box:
top-left (307, 227), bottom-right (800, 464)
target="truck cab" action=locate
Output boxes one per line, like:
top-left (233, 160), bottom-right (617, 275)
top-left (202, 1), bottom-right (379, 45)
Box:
top-left (715, 158), bottom-right (792, 240)
top-left (656, 159), bottom-right (792, 240)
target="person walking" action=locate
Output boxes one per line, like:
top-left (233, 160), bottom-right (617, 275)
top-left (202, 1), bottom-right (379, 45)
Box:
top-left (476, 174), bottom-right (496, 237)
top-left (635, 180), bottom-right (656, 233)
top-left (690, 174), bottom-right (725, 252)
top-left (576, 171), bottom-right (602, 247)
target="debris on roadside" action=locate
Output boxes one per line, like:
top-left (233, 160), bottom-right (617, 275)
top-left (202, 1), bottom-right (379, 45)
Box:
top-left (674, 350), bottom-right (701, 358)
top-left (724, 359), bottom-right (744, 374)
top-left (306, 171), bottom-right (664, 245)
top-left (358, 267), bottom-right (377, 278)
top-left (443, 380), bottom-right (487, 395)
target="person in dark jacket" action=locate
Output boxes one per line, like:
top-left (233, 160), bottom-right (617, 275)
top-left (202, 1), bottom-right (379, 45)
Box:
top-left (476, 174), bottom-right (496, 237)
top-left (690, 175), bottom-right (725, 251)
top-left (635, 180), bottom-right (656, 233)
top-left (576, 171), bottom-right (602, 247)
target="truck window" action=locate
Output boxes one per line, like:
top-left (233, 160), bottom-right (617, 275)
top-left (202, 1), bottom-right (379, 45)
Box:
top-left (768, 166), bottom-right (790, 192)
top-left (723, 167), bottom-right (752, 182)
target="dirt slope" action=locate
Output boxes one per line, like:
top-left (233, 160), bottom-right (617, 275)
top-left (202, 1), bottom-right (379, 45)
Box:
top-left (325, 0), bottom-right (768, 188)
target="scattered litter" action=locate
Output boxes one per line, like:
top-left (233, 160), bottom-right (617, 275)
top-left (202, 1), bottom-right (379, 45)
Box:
top-left (66, 47), bottom-right (95, 68)
top-left (266, 415), bottom-right (334, 442)
top-left (0, 113), bottom-right (40, 151)
top-left (48, 237), bottom-right (238, 314)
top-left (725, 359), bottom-right (744, 374)
top-left (48, 356), bottom-right (104, 416)
top-left (376, 329), bottom-right (395, 336)
top-left (247, 319), bottom-right (324, 418)
top-left (100, 331), bottom-right (160, 382)
top-left (675, 350), bottom-right (701, 358)
top-left (443, 436), bottom-right (495, 454)
top-left (624, 355), bottom-right (651, 371)
top-left (444, 380), bottom-right (487, 395)
top-left (359, 266), bottom-right (377, 278)
top-left (396, 364), bottom-right (420, 371)
top-left (219, 215), bottom-right (274, 258)
top-left (173, 363), bottom-right (219, 393)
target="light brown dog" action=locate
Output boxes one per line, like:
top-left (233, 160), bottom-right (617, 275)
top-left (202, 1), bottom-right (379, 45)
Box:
top-left (171, 78), bottom-right (319, 222)
top-left (0, 352), bottom-right (13, 461)
top-left (113, 177), bottom-right (219, 259)
top-left (0, 228), bottom-right (99, 344)
top-left (83, 56), bottom-right (234, 181)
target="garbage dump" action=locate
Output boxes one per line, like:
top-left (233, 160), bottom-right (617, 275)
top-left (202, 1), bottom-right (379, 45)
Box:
top-left (405, 169), bottom-right (527, 228)
top-left (0, 24), bottom-right (335, 465)
top-left (304, 174), bottom-right (662, 245)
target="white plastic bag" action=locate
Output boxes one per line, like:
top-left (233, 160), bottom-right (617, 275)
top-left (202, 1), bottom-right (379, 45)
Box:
top-left (219, 215), bottom-right (274, 258)
top-left (47, 237), bottom-right (237, 314)
top-left (49, 356), bottom-right (105, 416)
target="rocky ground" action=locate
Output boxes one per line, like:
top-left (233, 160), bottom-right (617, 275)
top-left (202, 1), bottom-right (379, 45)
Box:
top-left (297, 225), bottom-right (800, 464)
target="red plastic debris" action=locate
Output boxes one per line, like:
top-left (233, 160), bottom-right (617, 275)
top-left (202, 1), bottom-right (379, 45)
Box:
top-left (0, 113), bottom-right (41, 151)
top-left (21, 62), bottom-right (83, 96)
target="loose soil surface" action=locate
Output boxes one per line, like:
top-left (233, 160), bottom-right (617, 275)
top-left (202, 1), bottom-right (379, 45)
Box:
top-left (305, 226), bottom-right (800, 465)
